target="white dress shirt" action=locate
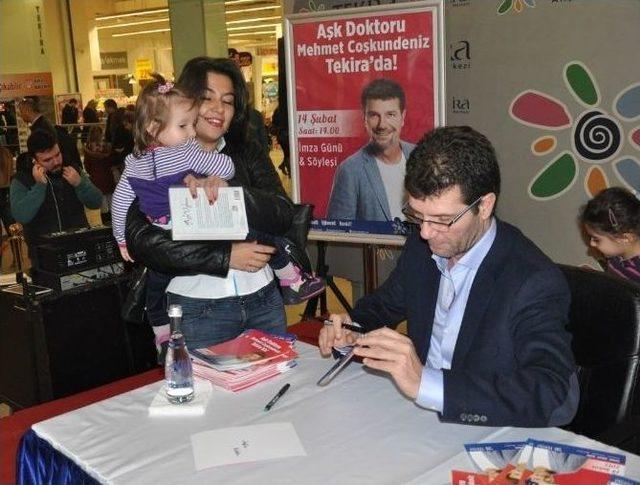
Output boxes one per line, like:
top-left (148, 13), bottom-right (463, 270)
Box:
top-left (415, 218), bottom-right (497, 412)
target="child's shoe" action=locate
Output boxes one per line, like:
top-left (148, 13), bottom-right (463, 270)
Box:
top-left (280, 266), bottom-right (325, 305)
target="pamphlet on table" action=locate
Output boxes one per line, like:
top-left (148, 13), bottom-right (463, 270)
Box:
top-left (451, 438), bottom-right (638, 484)
top-left (190, 330), bottom-right (298, 392)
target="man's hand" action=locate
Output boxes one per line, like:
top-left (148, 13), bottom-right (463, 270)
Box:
top-left (62, 166), bottom-right (81, 187)
top-left (229, 241), bottom-right (275, 273)
top-left (32, 164), bottom-right (48, 185)
top-left (353, 327), bottom-right (423, 400)
top-left (183, 174), bottom-right (229, 204)
top-left (318, 313), bottom-right (359, 356)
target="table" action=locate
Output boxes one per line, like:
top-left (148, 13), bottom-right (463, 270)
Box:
top-left (0, 321), bottom-right (320, 485)
top-left (18, 339), bottom-right (640, 484)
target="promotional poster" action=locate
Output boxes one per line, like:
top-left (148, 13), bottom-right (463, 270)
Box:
top-left (286, 1), bottom-right (444, 240)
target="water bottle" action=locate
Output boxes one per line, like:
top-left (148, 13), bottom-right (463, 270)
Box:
top-left (164, 304), bottom-right (195, 404)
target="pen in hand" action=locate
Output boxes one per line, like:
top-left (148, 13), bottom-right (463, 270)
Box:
top-left (264, 383), bottom-right (290, 411)
top-left (322, 319), bottom-right (365, 334)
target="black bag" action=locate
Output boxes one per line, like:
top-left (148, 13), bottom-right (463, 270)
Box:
top-left (121, 266), bottom-right (148, 324)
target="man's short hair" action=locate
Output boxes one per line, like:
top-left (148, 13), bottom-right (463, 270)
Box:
top-left (103, 98), bottom-right (117, 110)
top-left (405, 126), bottom-right (501, 206)
top-left (19, 96), bottom-right (41, 114)
top-left (361, 78), bottom-right (406, 112)
top-left (27, 129), bottom-right (57, 156)
top-left (68, 98), bottom-right (78, 105)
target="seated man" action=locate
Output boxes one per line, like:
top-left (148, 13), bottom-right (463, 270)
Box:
top-left (10, 130), bottom-right (103, 267)
top-left (320, 126), bottom-right (579, 427)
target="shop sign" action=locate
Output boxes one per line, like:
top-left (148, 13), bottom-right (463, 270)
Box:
top-left (100, 51), bottom-right (129, 70)
top-left (0, 72), bottom-right (53, 99)
top-left (135, 59), bottom-right (153, 80)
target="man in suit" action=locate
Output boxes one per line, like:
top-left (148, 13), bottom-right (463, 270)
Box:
top-left (326, 78), bottom-right (415, 221)
top-left (17, 96), bottom-right (82, 168)
top-left (320, 126), bottom-right (579, 427)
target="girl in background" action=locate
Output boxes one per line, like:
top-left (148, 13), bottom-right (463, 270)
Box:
top-left (83, 125), bottom-right (114, 221)
top-left (580, 186), bottom-right (640, 284)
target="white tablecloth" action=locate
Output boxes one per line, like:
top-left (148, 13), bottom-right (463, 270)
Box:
top-left (31, 343), bottom-right (640, 484)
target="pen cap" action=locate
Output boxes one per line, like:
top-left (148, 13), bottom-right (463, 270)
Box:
top-left (168, 304), bottom-right (182, 318)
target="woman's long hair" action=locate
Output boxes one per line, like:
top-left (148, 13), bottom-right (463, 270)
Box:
top-left (177, 57), bottom-right (249, 147)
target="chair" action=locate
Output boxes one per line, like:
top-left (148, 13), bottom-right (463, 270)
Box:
top-left (558, 264), bottom-right (640, 447)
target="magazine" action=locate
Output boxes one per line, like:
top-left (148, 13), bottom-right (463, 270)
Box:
top-left (190, 329), bottom-right (298, 371)
top-left (491, 439), bottom-right (628, 485)
top-left (464, 442), bottom-right (526, 482)
top-left (168, 186), bottom-right (248, 241)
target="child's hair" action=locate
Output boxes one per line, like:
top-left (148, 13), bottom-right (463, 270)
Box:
top-left (87, 125), bottom-right (103, 145)
top-left (133, 73), bottom-right (195, 156)
top-left (580, 187), bottom-right (640, 238)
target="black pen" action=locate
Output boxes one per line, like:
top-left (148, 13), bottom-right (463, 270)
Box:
top-left (264, 383), bottom-right (290, 411)
top-left (322, 319), bottom-right (366, 334)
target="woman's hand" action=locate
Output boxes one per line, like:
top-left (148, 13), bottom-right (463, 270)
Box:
top-left (229, 241), bottom-right (276, 273)
top-left (183, 174), bottom-right (229, 203)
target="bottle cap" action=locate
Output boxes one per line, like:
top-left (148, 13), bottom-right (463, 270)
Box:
top-left (168, 304), bottom-right (182, 318)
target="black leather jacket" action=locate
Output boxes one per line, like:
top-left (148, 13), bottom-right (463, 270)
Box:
top-left (125, 139), bottom-right (294, 277)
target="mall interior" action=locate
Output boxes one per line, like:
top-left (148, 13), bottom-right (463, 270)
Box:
top-left (2, 1), bottom-right (640, 483)
top-left (0, 0), bottom-right (304, 278)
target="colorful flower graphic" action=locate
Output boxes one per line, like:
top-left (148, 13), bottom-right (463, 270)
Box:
top-left (497, 0), bottom-right (535, 15)
top-left (298, 0), bottom-right (325, 13)
top-left (509, 61), bottom-right (640, 199)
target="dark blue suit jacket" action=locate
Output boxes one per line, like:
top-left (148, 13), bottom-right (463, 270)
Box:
top-left (352, 219), bottom-right (579, 427)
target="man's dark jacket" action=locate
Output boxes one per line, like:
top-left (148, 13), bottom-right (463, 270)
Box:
top-left (351, 219), bottom-right (579, 428)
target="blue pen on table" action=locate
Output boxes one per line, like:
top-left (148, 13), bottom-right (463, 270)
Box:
top-left (264, 383), bottom-right (290, 411)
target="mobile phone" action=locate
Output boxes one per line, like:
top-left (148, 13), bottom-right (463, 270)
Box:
top-left (317, 347), bottom-right (355, 387)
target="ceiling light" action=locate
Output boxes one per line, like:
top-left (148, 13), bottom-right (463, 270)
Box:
top-left (112, 28), bottom-right (171, 38)
top-left (226, 5), bottom-right (281, 14)
top-left (97, 18), bottom-right (169, 30)
top-left (96, 8), bottom-right (169, 21)
top-left (225, 0), bottom-right (264, 5)
top-left (226, 15), bottom-right (281, 25)
top-left (226, 23), bottom-right (280, 32)
top-left (229, 31), bottom-right (276, 37)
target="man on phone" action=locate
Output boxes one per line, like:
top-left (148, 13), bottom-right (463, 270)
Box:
top-left (9, 130), bottom-right (102, 266)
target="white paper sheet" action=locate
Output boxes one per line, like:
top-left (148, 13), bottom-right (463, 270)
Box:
top-left (190, 422), bottom-right (306, 470)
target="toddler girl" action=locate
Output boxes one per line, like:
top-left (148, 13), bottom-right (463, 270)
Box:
top-left (580, 186), bottom-right (640, 284)
top-left (111, 74), bottom-right (324, 357)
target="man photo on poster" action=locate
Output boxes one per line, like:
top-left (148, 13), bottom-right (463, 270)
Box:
top-left (326, 78), bottom-right (415, 222)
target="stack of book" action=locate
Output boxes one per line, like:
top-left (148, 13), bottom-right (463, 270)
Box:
top-left (189, 329), bottom-right (298, 392)
top-left (451, 438), bottom-right (638, 484)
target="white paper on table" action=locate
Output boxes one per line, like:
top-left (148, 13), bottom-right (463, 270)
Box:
top-left (190, 422), bottom-right (307, 470)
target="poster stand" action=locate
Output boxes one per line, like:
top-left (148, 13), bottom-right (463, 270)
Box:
top-left (302, 240), bottom-right (353, 319)
top-left (302, 239), bottom-right (400, 319)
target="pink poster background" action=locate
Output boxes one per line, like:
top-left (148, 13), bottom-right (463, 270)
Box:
top-left (291, 8), bottom-right (438, 219)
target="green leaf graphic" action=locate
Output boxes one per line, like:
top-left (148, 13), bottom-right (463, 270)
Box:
top-left (497, 0), bottom-right (512, 14)
top-left (530, 153), bottom-right (577, 198)
top-left (565, 63), bottom-right (598, 106)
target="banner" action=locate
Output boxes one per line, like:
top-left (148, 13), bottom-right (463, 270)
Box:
top-left (0, 72), bottom-right (53, 99)
top-left (286, 1), bottom-right (445, 242)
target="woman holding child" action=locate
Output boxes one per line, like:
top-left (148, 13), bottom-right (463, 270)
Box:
top-left (125, 57), bottom-right (300, 352)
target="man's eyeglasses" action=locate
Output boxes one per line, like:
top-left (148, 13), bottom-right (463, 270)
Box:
top-left (401, 196), bottom-right (484, 232)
